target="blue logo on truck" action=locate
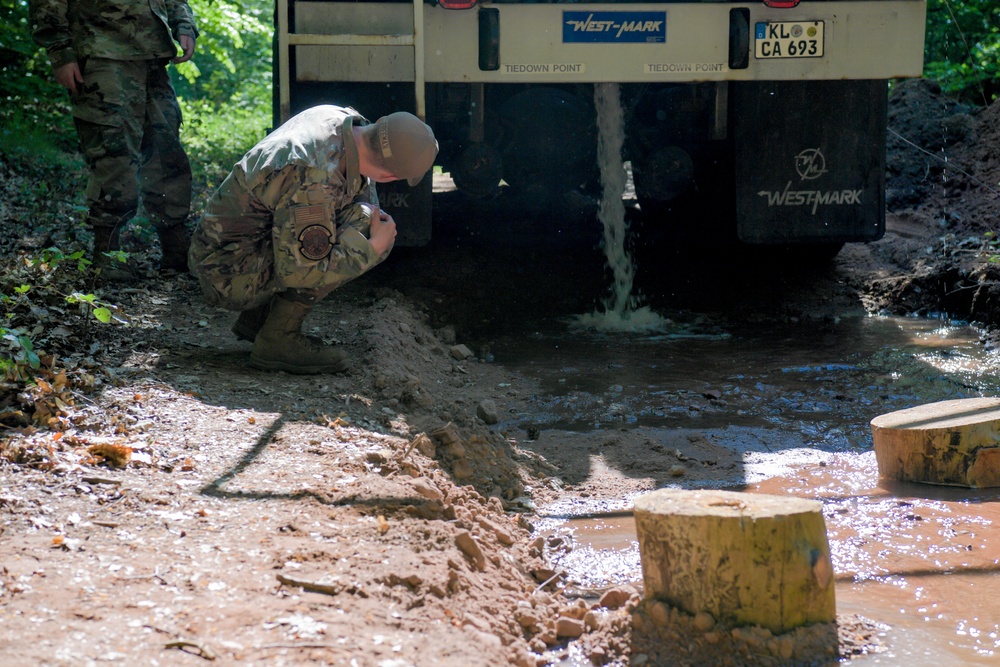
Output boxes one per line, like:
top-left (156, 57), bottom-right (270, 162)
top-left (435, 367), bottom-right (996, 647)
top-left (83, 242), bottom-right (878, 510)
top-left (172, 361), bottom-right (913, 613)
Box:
top-left (563, 12), bottom-right (666, 43)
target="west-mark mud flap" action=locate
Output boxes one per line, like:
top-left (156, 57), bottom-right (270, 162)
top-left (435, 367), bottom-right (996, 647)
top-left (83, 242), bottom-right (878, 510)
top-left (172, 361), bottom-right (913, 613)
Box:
top-left (732, 79), bottom-right (887, 245)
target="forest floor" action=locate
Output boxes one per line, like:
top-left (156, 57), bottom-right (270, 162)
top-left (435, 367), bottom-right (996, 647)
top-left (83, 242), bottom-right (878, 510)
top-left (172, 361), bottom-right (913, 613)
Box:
top-left (2, 79), bottom-right (1000, 666)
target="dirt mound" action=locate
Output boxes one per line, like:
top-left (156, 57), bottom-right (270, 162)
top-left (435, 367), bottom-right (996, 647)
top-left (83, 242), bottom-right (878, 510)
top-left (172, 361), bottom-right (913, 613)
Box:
top-left (867, 78), bottom-right (1000, 325)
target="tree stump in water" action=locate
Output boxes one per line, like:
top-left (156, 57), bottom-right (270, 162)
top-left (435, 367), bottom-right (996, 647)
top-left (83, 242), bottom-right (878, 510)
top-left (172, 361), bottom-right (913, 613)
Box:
top-left (633, 489), bottom-right (835, 634)
top-left (871, 397), bottom-right (1000, 488)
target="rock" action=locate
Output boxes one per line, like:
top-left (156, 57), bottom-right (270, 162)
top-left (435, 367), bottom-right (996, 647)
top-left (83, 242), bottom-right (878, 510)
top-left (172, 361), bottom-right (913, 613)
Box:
top-left (531, 568), bottom-right (558, 584)
top-left (528, 536), bottom-right (545, 557)
top-left (598, 586), bottom-right (633, 610)
top-left (411, 433), bottom-right (436, 457)
top-left (450, 344), bottom-right (474, 360)
top-left (477, 399), bottom-right (499, 424)
top-left (430, 422), bottom-right (461, 446)
top-left (455, 531), bottom-right (486, 570)
top-left (514, 607), bottom-right (540, 629)
top-left (693, 611), bottom-right (715, 631)
top-left (531, 591), bottom-right (553, 607)
top-left (669, 464), bottom-right (686, 477)
top-left (555, 616), bottom-right (585, 638)
top-left (560, 603), bottom-right (587, 621)
top-left (409, 477), bottom-right (443, 501)
top-left (365, 449), bottom-right (392, 465)
top-left (538, 629), bottom-right (558, 646)
top-left (477, 516), bottom-right (514, 546)
top-left (647, 600), bottom-right (670, 627)
top-left (511, 649), bottom-right (535, 667)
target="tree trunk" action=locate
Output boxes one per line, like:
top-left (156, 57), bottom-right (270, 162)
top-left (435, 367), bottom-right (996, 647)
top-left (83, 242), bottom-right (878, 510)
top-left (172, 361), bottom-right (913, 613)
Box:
top-left (871, 396), bottom-right (1000, 488)
top-left (633, 489), bottom-right (835, 634)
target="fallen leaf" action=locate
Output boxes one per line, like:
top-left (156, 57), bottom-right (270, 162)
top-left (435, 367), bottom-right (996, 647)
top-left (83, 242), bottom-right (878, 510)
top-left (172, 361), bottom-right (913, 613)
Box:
top-left (87, 443), bottom-right (132, 468)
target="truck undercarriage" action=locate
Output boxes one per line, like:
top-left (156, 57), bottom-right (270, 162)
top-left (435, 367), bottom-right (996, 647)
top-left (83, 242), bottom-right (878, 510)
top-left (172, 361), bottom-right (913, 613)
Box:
top-left (275, 0), bottom-right (926, 252)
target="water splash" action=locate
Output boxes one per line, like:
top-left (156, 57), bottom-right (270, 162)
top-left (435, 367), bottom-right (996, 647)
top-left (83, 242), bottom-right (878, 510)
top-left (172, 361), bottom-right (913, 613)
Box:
top-left (574, 83), bottom-right (671, 333)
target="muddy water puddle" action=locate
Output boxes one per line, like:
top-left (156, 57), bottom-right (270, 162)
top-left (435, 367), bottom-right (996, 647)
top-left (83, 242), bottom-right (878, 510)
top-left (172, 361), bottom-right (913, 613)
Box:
top-left (494, 315), bottom-right (1000, 664)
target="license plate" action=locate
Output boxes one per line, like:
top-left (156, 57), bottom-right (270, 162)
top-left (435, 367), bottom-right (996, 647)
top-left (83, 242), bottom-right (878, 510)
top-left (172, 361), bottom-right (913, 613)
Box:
top-left (754, 21), bottom-right (824, 59)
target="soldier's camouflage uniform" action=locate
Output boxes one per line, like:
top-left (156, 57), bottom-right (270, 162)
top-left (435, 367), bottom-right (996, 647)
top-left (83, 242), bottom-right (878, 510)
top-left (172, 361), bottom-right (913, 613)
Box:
top-left (189, 105), bottom-right (386, 311)
top-left (30, 0), bottom-right (198, 235)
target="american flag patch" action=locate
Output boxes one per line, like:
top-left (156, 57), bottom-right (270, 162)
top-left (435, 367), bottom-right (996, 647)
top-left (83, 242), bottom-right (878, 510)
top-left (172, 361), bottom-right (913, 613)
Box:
top-left (292, 205), bottom-right (326, 226)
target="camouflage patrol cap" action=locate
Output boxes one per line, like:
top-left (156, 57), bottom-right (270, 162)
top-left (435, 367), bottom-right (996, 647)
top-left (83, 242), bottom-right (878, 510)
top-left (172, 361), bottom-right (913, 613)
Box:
top-left (374, 112), bottom-right (439, 186)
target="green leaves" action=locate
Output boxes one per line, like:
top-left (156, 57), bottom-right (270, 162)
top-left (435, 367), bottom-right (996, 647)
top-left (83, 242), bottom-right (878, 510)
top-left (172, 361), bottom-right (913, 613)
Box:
top-left (925, 0), bottom-right (1000, 104)
top-left (1, 328), bottom-right (40, 372)
top-left (1, 244), bottom-right (126, 408)
top-left (983, 231), bottom-right (1000, 264)
top-left (65, 292), bottom-right (115, 323)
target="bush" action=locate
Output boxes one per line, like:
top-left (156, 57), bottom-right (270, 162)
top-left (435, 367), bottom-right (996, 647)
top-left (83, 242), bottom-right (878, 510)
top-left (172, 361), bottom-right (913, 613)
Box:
top-left (924, 0), bottom-right (1000, 105)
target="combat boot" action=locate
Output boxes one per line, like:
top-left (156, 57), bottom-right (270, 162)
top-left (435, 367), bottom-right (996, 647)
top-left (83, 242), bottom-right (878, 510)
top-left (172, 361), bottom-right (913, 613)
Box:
top-left (249, 296), bottom-right (351, 374)
top-left (158, 224), bottom-right (191, 274)
top-left (91, 226), bottom-right (135, 282)
top-left (231, 300), bottom-right (271, 342)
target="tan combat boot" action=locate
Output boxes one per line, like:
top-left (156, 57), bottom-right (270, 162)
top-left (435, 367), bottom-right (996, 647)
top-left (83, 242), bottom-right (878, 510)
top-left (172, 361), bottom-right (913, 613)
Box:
top-left (231, 301), bottom-right (271, 342)
top-left (158, 224), bottom-right (191, 274)
top-left (249, 296), bottom-right (351, 374)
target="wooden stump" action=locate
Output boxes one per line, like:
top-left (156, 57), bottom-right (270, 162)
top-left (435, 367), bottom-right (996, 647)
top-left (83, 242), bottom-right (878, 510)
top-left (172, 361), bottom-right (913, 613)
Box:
top-left (871, 397), bottom-right (1000, 488)
top-left (633, 489), bottom-right (835, 634)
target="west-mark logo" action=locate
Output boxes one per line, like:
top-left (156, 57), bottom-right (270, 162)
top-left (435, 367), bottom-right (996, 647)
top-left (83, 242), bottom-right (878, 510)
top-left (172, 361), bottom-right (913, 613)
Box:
top-left (794, 148), bottom-right (826, 180)
top-left (563, 12), bottom-right (666, 43)
top-left (757, 149), bottom-right (862, 214)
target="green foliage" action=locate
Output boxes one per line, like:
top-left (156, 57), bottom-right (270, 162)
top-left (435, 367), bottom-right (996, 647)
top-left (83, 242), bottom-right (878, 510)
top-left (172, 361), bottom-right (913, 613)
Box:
top-left (0, 327), bottom-right (41, 376)
top-left (0, 246), bottom-right (125, 428)
top-left (174, 0), bottom-right (273, 103)
top-left (1, 0), bottom-right (273, 164)
top-left (983, 231), bottom-right (1000, 264)
top-left (924, 0), bottom-right (1000, 105)
top-left (0, 0), bottom-right (77, 143)
top-left (174, 0), bottom-right (273, 181)
top-left (181, 97), bottom-right (270, 184)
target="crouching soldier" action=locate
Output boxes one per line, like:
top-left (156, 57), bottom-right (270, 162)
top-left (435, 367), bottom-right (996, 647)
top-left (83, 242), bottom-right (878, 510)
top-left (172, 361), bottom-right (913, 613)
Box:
top-left (188, 105), bottom-right (438, 374)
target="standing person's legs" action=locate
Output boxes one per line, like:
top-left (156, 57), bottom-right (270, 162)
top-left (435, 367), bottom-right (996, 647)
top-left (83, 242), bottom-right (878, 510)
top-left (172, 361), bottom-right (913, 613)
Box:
top-left (140, 59), bottom-right (193, 273)
top-left (72, 58), bottom-right (146, 274)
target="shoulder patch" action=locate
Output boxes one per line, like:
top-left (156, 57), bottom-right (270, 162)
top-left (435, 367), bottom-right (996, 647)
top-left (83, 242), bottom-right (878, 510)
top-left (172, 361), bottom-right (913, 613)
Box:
top-left (298, 224), bottom-right (333, 261)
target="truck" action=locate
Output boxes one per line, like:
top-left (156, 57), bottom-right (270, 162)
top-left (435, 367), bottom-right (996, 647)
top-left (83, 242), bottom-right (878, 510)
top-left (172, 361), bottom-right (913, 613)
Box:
top-left (273, 0), bottom-right (927, 254)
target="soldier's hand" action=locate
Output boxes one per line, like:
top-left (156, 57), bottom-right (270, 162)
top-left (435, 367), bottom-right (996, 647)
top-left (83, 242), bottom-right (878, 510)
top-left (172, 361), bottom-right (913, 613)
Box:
top-left (368, 207), bottom-right (397, 256)
top-left (54, 62), bottom-right (83, 95)
top-left (173, 35), bottom-right (196, 64)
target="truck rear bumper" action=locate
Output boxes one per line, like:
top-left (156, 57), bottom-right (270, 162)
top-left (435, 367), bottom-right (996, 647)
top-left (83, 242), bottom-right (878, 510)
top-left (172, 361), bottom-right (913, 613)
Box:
top-left (291, 1), bottom-right (926, 84)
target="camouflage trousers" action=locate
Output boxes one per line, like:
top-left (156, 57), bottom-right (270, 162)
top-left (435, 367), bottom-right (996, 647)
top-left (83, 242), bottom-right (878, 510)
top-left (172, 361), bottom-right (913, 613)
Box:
top-left (72, 57), bottom-right (191, 233)
top-left (190, 168), bottom-right (365, 312)
top-left (189, 168), bottom-right (280, 311)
